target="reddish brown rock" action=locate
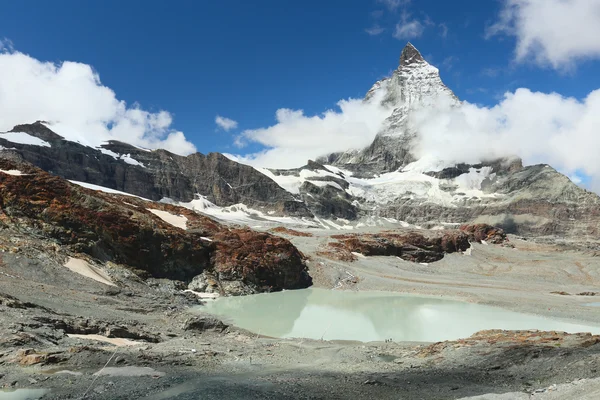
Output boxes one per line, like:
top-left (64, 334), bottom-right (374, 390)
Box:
top-left (269, 226), bottom-right (314, 237)
top-left (326, 230), bottom-right (470, 263)
top-left (316, 242), bottom-right (358, 262)
top-left (418, 329), bottom-right (600, 358)
top-left (213, 229), bottom-right (311, 293)
top-left (0, 159), bottom-right (311, 293)
top-left (12, 349), bottom-right (63, 366)
top-left (459, 224), bottom-right (507, 244)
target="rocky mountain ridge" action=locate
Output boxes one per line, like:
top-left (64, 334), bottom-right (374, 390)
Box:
top-left (0, 158), bottom-right (312, 295)
top-left (0, 121), bottom-right (311, 218)
top-left (1, 43), bottom-right (600, 244)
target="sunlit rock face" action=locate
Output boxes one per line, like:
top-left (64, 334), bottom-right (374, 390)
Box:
top-left (0, 158), bottom-right (312, 294)
top-left (3, 43), bottom-right (600, 243)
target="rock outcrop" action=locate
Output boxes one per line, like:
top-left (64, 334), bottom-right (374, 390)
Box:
top-left (322, 230), bottom-right (471, 263)
top-left (0, 159), bottom-right (312, 295)
top-left (212, 229), bottom-right (311, 294)
top-left (459, 224), bottom-right (507, 244)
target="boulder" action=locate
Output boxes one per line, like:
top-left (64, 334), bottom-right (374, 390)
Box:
top-left (182, 317), bottom-right (228, 333)
top-left (460, 224), bottom-right (507, 244)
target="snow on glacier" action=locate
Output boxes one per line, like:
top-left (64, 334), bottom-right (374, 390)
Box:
top-left (0, 131), bottom-right (51, 147)
top-left (254, 166), bottom-right (344, 194)
top-left (162, 195), bottom-right (320, 228)
top-left (120, 154), bottom-right (145, 167)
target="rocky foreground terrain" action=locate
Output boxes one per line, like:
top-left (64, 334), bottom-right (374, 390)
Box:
top-left (1, 157), bottom-right (600, 399)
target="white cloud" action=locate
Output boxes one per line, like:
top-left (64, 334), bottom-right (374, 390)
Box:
top-left (409, 88), bottom-right (600, 190)
top-left (230, 75), bottom-right (600, 192)
top-left (569, 174), bottom-right (583, 185)
top-left (481, 67), bottom-right (501, 77)
top-left (365, 25), bottom-right (385, 36)
top-left (487, 0), bottom-right (600, 70)
top-left (0, 46), bottom-right (196, 155)
top-left (229, 90), bottom-right (392, 169)
top-left (393, 12), bottom-right (425, 40)
top-left (215, 115), bottom-right (238, 131)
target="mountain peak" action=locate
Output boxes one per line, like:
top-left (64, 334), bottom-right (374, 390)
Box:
top-left (399, 42), bottom-right (425, 67)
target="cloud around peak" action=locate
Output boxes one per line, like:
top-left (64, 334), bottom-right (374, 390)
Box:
top-left (229, 90), bottom-right (392, 169)
top-left (409, 87), bottom-right (600, 192)
top-left (231, 78), bottom-right (600, 193)
top-left (0, 45), bottom-right (196, 155)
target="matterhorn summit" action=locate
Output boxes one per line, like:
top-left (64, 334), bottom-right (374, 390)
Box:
top-left (326, 43), bottom-right (458, 175)
top-left (366, 42), bottom-right (458, 109)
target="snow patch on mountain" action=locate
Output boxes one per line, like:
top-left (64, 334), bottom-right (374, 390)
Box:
top-left (346, 167), bottom-right (500, 207)
top-left (69, 180), bottom-right (150, 200)
top-left (162, 195), bottom-right (320, 228)
top-left (401, 156), bottom-right (452, 173)
top-left (0, 169), bottom-right (26, 176)
top-left (255, 167), bottom-right (342, 194)
top-left (0, 131), bottom-right (51, 147)
top-left (147, 209), bottom-right (187, 230)
top-left (98, 148), bottom-right (120, 159)
top-left (120, 154), bottom-right (145, 167)
top-left (314, 217), bottom-right (354, 230)
top-left (255, 158), bottom-right (500, 210)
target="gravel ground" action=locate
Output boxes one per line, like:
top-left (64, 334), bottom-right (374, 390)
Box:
top-left (1, 228), bottom-right (600, 399)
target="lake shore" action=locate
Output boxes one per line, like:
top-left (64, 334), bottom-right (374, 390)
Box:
top-left (2, 229), bottom-right (600, 399)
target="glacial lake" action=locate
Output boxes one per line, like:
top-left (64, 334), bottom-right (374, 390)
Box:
top-left (200, 288), bottom-right (600, 342)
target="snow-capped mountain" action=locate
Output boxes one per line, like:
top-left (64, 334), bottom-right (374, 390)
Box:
top-left (323, 43), bottom-right (459, 176)
top-left (265, 43), bottom-right (600, 241)
top-left (1, 43), bottom-right (600, 243)
top-left (366, 42), bottom-right (458, 109)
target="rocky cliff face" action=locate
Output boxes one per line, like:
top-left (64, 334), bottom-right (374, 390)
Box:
top-left (0, 159), bottom-right (312, 295)
top-left (0, 122), bottom-right (311, 218)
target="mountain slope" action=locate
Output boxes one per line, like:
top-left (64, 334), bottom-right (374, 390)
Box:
top-left (1, 44), bottom-right (600, 244)
top-left (0, 158), bottom-right (312, 294)
top-left (0, 121), bottom-right (312, 218)
top-left (271, 43), bottom-right (600, 241)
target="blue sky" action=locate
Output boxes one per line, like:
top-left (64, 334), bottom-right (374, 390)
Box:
top-left (1, 0), bottom-right (600, 183)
